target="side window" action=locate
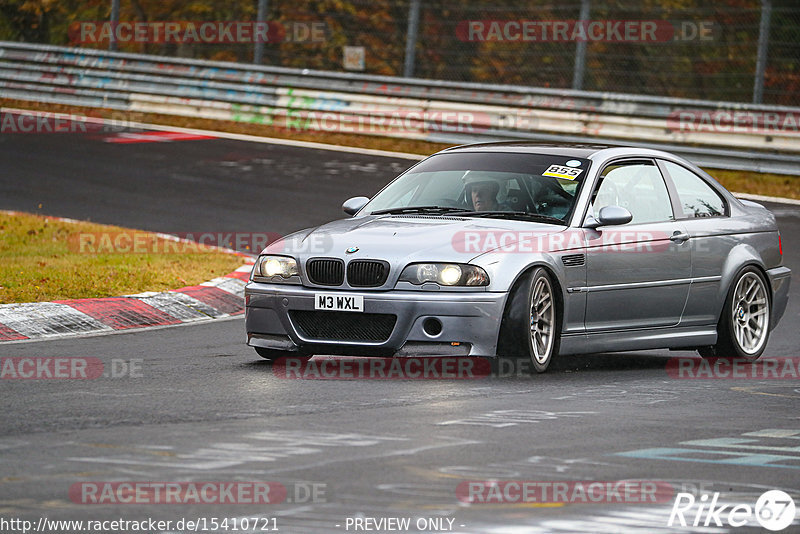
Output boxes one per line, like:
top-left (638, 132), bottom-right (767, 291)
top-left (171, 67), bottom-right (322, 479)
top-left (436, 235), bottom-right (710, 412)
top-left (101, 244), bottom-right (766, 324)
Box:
top-left (663, 161), bottom-right (726, 218)
top-left (591, 161), bottom-right (674, 224)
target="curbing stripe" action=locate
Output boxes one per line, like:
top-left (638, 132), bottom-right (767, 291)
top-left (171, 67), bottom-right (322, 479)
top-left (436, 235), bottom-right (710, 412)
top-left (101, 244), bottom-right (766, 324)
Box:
top-left (201, 277), bottom-right (247, 295)
top-left (54, 298), bottom-right (183, 330)
top-left (225, 271), bottom-right (251, 282)
top-left (135, 292), bottom-right (225, 321)
top-left (0, 302), bottom-right (114, 338)
top-left (174, 286), bottom-right (245, 316)
top-left (103, 131), bottom-right (217, 144)
top-left (0, 322), bottom-right (28, 341)
top-left (0, 262), bottom-right (251, 344)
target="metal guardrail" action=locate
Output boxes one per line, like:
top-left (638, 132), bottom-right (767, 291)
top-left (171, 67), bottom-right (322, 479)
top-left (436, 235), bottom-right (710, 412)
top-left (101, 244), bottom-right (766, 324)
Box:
top-left (1, 41), bottom-right (799, 175)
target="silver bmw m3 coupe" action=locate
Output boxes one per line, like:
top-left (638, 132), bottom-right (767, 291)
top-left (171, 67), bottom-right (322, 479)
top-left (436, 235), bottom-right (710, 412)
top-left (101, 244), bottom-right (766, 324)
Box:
top-left (245, 143), bottom-right (791, 372)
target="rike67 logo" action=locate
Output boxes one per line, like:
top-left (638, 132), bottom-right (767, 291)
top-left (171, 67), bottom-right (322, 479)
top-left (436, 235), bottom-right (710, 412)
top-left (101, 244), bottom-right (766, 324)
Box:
top-left (669, 490), bottom-right (796, 531)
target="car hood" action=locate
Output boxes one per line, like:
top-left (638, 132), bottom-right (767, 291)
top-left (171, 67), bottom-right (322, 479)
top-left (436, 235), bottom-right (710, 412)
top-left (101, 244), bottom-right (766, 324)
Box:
top-left (262, 214), bottom-right (568, 263)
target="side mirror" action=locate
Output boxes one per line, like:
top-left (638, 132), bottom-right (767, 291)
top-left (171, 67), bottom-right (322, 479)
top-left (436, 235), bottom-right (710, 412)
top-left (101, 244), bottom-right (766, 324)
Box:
top-left (342, 196), bottom-right (369, 216)
top-left (585, 205), bottom-right (632, 229)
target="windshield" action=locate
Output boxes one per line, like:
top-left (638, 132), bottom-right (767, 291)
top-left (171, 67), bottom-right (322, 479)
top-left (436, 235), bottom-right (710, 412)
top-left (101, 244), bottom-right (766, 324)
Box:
top-left (361, 152), bottom-right (591, 222)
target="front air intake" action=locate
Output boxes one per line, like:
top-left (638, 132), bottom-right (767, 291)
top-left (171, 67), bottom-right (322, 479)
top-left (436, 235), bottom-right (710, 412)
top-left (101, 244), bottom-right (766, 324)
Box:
top-left (290, 311), bottom-right (397, 342)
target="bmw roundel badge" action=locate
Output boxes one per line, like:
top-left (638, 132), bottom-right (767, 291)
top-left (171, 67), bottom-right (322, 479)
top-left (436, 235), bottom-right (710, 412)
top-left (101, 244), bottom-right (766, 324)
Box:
top-left (346, 246), bottom-right (359, 254)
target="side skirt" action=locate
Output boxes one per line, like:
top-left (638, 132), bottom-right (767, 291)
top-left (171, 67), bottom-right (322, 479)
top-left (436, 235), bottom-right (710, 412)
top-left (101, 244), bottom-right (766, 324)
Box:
top-left (559, 326), bottom-right (718, 355)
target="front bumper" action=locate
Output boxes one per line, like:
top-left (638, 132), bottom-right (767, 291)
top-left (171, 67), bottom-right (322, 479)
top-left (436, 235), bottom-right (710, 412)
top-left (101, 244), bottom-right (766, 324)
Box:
top-left (767, 266), bottom-right (791, 329)
top-left (245, 282), bottom-right (508, 357)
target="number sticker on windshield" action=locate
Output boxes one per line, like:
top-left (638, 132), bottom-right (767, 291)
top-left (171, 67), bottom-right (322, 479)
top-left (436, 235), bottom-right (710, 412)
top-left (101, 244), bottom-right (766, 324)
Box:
top-left (543, 164), bottom-right (584, 180)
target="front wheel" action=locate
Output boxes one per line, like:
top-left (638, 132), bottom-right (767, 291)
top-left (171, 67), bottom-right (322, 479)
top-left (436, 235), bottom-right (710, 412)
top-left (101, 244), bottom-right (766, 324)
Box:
top-left (498, 267), bottom-right (560, 373)
top-left (699, 267), bottom-right (771, 362)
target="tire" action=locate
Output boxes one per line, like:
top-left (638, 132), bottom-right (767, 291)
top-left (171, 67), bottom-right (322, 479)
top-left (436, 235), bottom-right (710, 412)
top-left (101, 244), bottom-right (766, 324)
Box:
top-left (254, 347), bottom-right (310, 361)
top-left (498, 267), bottom-right (561, 373)
top-left (699, 266), bottom-right (771, 362)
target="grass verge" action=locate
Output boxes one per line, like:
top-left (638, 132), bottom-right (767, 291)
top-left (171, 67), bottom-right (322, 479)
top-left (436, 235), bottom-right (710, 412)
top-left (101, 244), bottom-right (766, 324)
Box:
top-left (2, 98), bottom-right (798, 200)
top-left (708, 169), bottom-right (799, 200)
top-left (0, 211), bottom-right (246, 304)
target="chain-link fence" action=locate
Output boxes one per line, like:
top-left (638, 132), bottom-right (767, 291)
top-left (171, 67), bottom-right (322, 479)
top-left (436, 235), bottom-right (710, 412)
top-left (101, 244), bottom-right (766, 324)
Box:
top-left (1, 0), bottom-right (798, 106)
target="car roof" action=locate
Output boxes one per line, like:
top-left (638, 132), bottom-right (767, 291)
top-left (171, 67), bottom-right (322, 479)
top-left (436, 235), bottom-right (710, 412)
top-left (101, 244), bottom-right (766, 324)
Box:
top-left (440, 141), bottom-right (616, 158)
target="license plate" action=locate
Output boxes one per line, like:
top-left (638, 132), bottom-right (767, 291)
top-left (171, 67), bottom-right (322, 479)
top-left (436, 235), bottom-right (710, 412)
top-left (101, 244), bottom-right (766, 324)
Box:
top-left (314, 293), bottom-right (364, 312)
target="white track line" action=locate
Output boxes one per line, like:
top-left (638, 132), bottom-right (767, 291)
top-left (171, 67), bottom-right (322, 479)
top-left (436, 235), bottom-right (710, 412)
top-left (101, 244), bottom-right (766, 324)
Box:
top-left (733, 192), bottom-right (800, 206)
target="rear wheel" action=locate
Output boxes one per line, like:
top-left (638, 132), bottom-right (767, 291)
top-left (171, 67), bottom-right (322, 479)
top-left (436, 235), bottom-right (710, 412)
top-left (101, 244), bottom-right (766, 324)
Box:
top-left (699, 267), bottom-right (770, 362)
top-left (498, 268), bottom-right (560, 373)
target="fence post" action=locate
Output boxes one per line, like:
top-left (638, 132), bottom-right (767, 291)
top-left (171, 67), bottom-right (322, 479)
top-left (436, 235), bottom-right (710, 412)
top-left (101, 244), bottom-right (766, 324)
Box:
top-left (254, 0), bottom-right (269, 65)
top-left (109, 0), bottom-right (120, 51)
top-left (753, 0), bottom-right (772, 104)
top-left (572, 0), bottom-right (591, 90)
top-left (403, 0), bottom-right (421, 78)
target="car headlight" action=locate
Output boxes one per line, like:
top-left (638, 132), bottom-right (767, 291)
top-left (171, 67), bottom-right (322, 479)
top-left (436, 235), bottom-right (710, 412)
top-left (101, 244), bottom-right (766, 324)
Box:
top-left (399, 263), bottom-right (489, 286)
top-left (252, 255), bottom-right (300, 283)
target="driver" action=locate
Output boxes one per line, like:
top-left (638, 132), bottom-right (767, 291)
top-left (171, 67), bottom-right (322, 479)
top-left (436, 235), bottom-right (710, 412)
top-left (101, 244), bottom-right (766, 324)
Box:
top-left (463, 172), bottom-right (511, 211)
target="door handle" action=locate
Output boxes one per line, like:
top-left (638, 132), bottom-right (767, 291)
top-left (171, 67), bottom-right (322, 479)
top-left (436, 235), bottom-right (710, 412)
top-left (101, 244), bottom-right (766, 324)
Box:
top-left (670, 231), bottom-right (690, 243)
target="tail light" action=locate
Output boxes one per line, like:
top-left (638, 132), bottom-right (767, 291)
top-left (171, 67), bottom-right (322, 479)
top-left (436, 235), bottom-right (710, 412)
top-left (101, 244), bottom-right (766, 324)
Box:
top-left (779, 233), bottom-right (783, 256)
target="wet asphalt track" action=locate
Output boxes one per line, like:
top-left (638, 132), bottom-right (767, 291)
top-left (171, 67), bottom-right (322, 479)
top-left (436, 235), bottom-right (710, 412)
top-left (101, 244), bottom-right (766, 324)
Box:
top-left (1, 128), bottom-right (800, 533)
